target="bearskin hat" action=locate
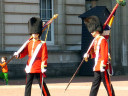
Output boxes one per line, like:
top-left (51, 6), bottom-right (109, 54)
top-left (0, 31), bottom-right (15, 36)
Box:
top-left (28, 17), bottom-right (42, 36)
top-left (84, 16), bottom-right (103, 34)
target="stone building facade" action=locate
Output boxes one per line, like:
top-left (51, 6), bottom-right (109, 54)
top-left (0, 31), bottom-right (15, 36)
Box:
top-left (0, 0), bottom-right (128, 78)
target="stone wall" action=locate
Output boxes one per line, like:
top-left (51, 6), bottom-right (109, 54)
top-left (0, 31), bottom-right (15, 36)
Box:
top-left (0, 1), bottom-right (4, 50)
top-left (3, 0), bottom-right (39, 51)
top-left (65, 0), bottom-right (85, 50)
top-left (2, 0), bottom-right (85, 51)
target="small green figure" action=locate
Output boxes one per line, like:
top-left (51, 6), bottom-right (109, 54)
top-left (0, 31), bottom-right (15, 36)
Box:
top-left (0, 57), bottom-right (8, 85)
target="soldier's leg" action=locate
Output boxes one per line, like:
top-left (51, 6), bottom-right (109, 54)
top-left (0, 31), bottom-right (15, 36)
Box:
top-left (35, 73), bottom-right (51, 96)
top-left (25, 73), bottom-right (34, 96)
top-left (89, 71), bottom-right (102, 96)
top-left (101, 71), bottom-right (115, 96)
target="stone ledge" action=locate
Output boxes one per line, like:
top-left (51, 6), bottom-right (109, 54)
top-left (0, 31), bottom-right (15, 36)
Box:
top-left (7, 62), bottom-right (80, 79)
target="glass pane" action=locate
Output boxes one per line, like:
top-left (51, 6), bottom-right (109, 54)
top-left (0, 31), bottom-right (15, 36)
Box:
top-left (41, 0), bottom-right (46, 9)
top-left (47, 10), bottom-right (52, 19)
top-left (47, 0), bottom-right (51, 9)
top-left (41, 10), bottom-right (46, 20)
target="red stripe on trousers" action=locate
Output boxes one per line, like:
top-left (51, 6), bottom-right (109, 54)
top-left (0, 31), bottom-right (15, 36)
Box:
top-left (40, 73), bottom-right (47, 96)
top-left (104, 71), bottom-right (112, 96)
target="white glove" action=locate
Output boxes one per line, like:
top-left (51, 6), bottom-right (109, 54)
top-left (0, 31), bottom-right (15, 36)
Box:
top-left (41, 69), bottom-right (47, 73)
top-left (83, 53), bottom-right (89, 62)
top-left (13, 52), bottom-right (18, 56)
top-left (100, 67), bottom-right (105, 72)
top-left (25, 65), bottom-right (30, 73)
top-left (13, 52), bottom-right (20, 58)
top-left (83, 53), bottom-right (89, 58)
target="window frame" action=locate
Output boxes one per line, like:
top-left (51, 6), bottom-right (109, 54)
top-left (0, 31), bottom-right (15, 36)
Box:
top-left (40, 0), bottom-right (54, 45)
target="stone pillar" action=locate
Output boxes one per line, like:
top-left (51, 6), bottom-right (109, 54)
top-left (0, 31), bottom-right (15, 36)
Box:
top-left (120, 2), bottom-right (128, 74)
top-left (0, 0), bottom-right (4, 51)
top-left (54, 0), bottom-right (66, 50)
top-left (111, 0), bottom-right (123, 75)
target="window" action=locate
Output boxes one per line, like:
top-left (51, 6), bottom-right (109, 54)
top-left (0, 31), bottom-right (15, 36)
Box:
top-left (40, 0), bottom-right (54, 44)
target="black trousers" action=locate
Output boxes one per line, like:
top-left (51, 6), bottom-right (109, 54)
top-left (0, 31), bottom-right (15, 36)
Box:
top-left (25, 73), bottom-right (50, 96)
top-left (89, 71), bottom-right (115, 96)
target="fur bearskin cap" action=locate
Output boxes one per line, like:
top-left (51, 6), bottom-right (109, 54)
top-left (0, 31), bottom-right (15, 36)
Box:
top-left (84, 16), bottom-right (103, 34)
top-left (28, 17), bottom-right (42, 36)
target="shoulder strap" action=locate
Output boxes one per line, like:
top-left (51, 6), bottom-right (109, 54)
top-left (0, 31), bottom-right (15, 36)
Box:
top-left (94, 36), bottom-right (104, 65)
top-left (97, 36), bottom-right (104, 46)
top-left (17, 39), bottom-right (31, 54)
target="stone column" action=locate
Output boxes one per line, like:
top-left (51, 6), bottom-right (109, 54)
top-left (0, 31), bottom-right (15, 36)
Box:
top-left (0, 0), bottom-right (4, 51)
top-left (111, 0), bottom-right (123, 75)
top-left (120, 2), bottom-right (128, 74)
top-left (54, 0), bottom-right (66, 50)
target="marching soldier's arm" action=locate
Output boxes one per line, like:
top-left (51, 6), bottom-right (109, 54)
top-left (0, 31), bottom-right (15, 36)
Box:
top-left (19, 45), bottom-right (28, 59)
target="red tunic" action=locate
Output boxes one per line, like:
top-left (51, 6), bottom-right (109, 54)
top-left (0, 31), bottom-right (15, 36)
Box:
top-left (90, 35), bottom-right (108, 71)
top-left (19, 40), bottom-right (48, 73)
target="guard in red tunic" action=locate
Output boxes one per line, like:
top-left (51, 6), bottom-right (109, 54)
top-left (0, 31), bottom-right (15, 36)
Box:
top-left (84, 16), bottom-right (115, 96)
top-left (14, 17), bottom-right (50, 96)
